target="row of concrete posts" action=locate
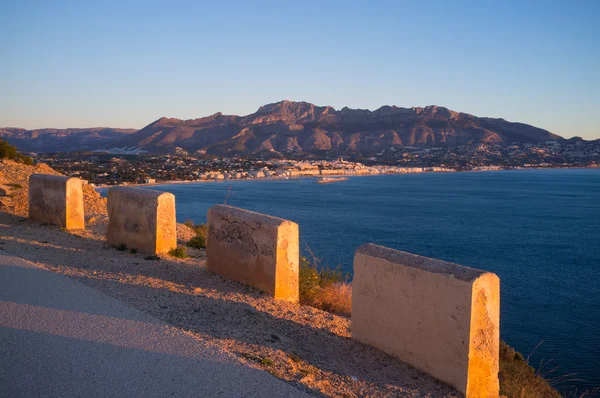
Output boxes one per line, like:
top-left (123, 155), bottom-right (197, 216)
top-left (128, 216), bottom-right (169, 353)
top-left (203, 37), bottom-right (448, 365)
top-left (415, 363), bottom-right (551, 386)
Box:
top-left (28, 174), bottom-right (500, 397)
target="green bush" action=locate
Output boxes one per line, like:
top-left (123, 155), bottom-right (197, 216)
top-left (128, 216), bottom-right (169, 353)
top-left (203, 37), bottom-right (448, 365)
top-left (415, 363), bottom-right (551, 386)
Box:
top-left (299, 254), bottom-right (346, 300)
top-left (184, 220), bottom-right (207, 249)
top-left (144, 254), bottom-right (160, 261)
top-left (0, 139), bottom-right (33, 165)
top-left (187, 235), bottom-right (206, 249)
top-left (168, 246), bottom-right (188, 259)
top-left (114, 243), bottom-right (127, 251)
top-left (184, 219), bottom-right (195, 229)
top-left (299, 250), bottom-right (351, 316)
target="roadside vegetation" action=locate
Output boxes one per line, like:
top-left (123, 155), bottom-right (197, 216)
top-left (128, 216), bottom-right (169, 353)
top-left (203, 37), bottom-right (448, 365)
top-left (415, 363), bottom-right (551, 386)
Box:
top-left (168, 246), bottom-right (188, 259)
top-left (298, 248), bottom-right (352, 317)
top-left (185, 220), bottom-right (207, 249)
top-left (498, 341), bottom-right (582, 398)
top-left (0, 139), bottom-right (33, 165)
top-left (113, 243), bottom-right (128, 251)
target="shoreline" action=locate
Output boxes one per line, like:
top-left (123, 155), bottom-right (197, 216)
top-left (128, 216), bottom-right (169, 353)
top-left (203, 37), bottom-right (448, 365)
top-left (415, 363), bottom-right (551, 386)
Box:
top-left (93, 165), bottom-right (598, 189)
top-left (94, 170), bottom-right (453, 189)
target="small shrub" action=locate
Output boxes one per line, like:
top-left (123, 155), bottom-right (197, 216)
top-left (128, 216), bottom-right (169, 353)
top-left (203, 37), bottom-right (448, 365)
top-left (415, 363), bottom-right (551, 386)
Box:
top-left (114, 243), bottom-right (127, 251)
top-left (499, 341), bottom-right (561, 397)
top-left (129, 248), bottom-right (138, 254)
top-left (0, 139), bottom-right (33, 165)
top-left (241, 353), bottom-right (260, 361)
top-left (7, 183), bottom-right (22, 189)
top-left (299, 250), bottom-right (351, 317)
top-left (144, 254), bottom-right (160, 261)
top-left (194, 223), bottom-right (207, 237)
top-left (184, 220), bottom-right (207, 249)
top-left (241, 353), bottom-right (273, 367)
top-left (187, 235), bottom-right (206, 249)
top-left (168, 246), bottom-right (188, 259)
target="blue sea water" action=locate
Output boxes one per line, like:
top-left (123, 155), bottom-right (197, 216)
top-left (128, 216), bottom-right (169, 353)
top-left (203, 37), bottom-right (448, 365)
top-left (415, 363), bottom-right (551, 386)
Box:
top-left (100, 169), bottom-right (600, 392)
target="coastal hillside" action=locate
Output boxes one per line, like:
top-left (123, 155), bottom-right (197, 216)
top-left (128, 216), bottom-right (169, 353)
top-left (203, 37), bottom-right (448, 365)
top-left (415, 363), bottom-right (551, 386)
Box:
top-left (0, 127), bottom-right (137, 153)
top-left (1, 101), bottom-right (566, 155)
top-left (0, 159), bottom-right (107, 218)
top-left (0, 159), bottom-right (196, 241)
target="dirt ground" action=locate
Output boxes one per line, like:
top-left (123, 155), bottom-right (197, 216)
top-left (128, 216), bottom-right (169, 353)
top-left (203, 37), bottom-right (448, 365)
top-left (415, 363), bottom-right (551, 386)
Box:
top-left (0, 211), bottom-right (459, 397)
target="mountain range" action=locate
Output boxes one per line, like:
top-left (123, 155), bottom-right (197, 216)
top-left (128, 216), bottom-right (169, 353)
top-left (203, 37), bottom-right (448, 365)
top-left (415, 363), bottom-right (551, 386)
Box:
top-left (0, 101), bottom-right (579, 155)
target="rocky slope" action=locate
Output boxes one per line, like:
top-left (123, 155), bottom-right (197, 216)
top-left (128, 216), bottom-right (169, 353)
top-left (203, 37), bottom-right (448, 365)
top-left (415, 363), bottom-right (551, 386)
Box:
top-left (0, 159), bottom-right (196, 241)
top-left (0, 159), bottom-right (107, 218)
top-left (1, 101), bottom-right (565, 155)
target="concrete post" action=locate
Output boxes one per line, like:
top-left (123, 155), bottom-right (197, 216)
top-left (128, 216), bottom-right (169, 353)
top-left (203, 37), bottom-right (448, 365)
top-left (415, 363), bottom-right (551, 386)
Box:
top-left (28, 174), bottom-right (85, 230)
top-left (352, 243), bottom-right (500, 397)
top-left (207, 205), bottom-right (299, 303)
top-left (106, 187), bottom-right (177, 254)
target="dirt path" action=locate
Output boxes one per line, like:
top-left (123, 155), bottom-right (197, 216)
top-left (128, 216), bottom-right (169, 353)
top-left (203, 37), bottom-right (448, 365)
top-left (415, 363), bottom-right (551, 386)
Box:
top-left (0, 212), bottom-right (459, 397)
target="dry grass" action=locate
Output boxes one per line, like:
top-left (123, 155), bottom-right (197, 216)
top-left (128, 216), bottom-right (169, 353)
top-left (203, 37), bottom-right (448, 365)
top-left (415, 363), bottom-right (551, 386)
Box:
top-left (298, 248), bottom-right (352, 317)
top-left (305, 280), bottom-right (352, 317)
top-left (499, 341), bottom-right (563, 398)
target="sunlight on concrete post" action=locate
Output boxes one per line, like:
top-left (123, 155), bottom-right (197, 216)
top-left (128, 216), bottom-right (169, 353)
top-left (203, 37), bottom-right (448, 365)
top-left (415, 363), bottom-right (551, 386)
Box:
top-left (28, 174), bottom-right (85, 230)
top-left (352, 243), bottom-right (500, 397)
top-left (206, 205), bottom-right (299, 303)
top-left (106, 187), bottom-right (177, 254)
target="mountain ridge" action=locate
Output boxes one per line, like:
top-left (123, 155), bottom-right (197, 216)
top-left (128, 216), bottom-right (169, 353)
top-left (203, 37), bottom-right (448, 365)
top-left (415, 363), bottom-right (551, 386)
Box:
top-left (0, 101), bottom-right (587, 154)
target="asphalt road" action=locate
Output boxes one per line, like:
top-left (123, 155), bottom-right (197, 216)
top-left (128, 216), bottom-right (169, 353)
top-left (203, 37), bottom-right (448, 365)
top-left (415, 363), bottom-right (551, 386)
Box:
top-left (0, 254), bottom-right (308, 397)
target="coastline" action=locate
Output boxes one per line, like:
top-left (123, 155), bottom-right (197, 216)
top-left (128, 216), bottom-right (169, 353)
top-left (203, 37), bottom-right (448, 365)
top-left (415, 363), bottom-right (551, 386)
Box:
top-left (93, 165), bottom-right (599, 189)
top-left (93, 170), bottom-right (451, 189)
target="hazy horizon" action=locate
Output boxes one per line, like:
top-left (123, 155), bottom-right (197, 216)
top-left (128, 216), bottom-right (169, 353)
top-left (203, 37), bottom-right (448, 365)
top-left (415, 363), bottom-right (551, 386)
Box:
top-left (1, 1), bottom-right (598, 139)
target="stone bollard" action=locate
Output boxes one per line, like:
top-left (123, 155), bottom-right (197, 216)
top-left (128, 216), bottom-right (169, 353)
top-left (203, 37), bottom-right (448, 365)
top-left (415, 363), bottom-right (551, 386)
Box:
top-left (106, 187), bottom-right (177, 254)
top-left (352, 243), bottom-right (500, 397)
top-left (28, 174), bottom-right (85, 230)
top-left (207, 205), bottom-right (299, 303)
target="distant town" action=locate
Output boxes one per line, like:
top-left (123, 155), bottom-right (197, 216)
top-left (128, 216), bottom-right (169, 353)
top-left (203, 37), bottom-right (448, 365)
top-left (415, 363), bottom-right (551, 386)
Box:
top-left (32, 140), bottom-right (600, 186)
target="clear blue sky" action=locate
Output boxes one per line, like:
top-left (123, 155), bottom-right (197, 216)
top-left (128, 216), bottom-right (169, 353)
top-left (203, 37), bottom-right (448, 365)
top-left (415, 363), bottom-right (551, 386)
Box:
top-left (1, 0), bottom-right (598, 139)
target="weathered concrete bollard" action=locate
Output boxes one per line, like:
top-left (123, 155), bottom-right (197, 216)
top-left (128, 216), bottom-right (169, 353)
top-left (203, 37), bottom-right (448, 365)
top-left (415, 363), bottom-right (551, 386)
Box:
top-left (28, 174), bottom-right (85, 230)
top-left (106, 187), bottom-right (177, 254)
top-left (207, 205), bottom-right (299, 303)
top-left (352, 243), bottom-right (500, 397)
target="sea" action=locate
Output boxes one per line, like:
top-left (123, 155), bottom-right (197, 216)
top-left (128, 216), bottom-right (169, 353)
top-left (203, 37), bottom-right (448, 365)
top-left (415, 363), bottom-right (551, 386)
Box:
top-left (99, 168), bottom-right (600, 393)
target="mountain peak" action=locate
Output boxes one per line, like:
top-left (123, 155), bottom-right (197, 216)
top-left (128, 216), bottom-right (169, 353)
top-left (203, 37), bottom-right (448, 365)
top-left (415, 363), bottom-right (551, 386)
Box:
top-left (252, 100), bottom-right (328, 124)
top-left (1, 101), bottom-right (573, 155)
top-left (153, 116), bottom-right (181, 125)
top-left (257, 100), bottom-right (313, 113)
